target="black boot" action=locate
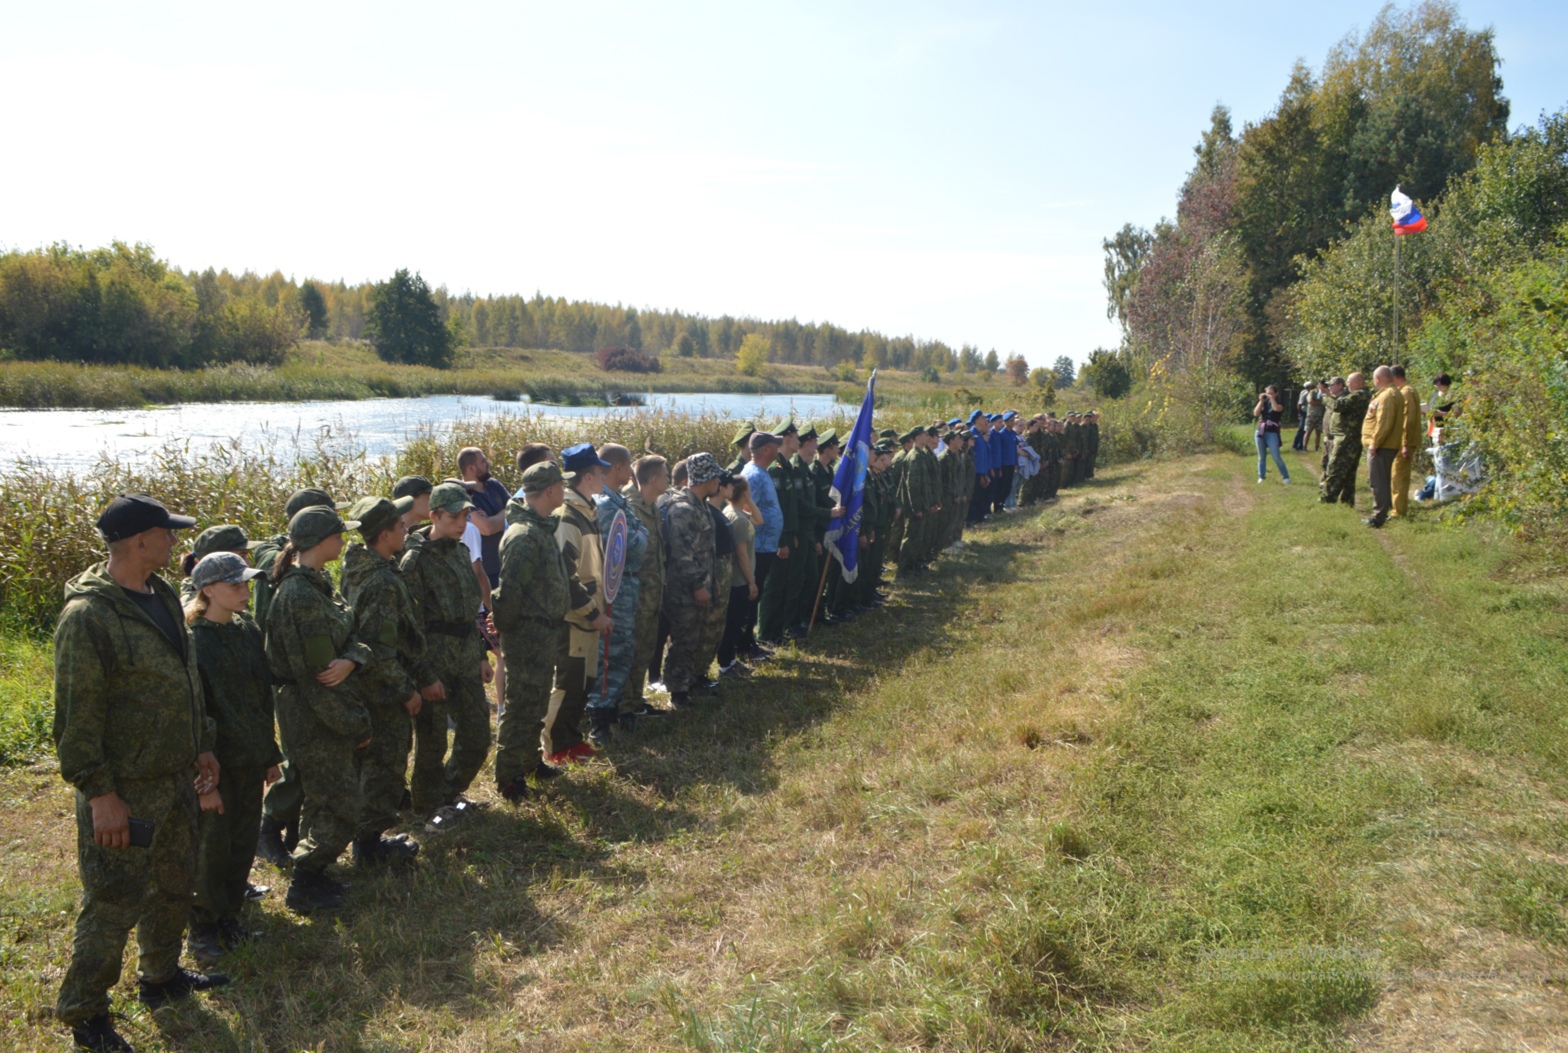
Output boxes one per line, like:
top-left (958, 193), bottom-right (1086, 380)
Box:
top-left (285, 868), bottom-right (346, 914)
top-left (138, 966), bottom-right (230, 1008)
top-left (352, 835), bottom-right (419, 868)
top-left (499, 774), bottom-right (531, 804)
top-left (71, 1014), bottom-right (133, 1052)
top-left (256, 815), bottom-right (289, 867)
top-left (588, 713), bottom-right (615, 750)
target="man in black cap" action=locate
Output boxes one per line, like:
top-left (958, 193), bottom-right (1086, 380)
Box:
top-left (55, 495), bottom-right (229, 1052)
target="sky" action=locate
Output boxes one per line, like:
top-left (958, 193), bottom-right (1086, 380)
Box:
top-left (1, 1), bottom-right (1564, 368)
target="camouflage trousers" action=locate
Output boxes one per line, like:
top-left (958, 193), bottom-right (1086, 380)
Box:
top-left (412, 665), bottom-right (492, 813)
top-left (701, 576), bottom-right (732, 665)
top-left (277, 689), bottom-right (363, 874)
top-left (194, 764), bottom-right (265, 924)
top-left (259, 757), bottom-right (301, 828)
top-left (496, 621), bottom-right (564, 786)
top-left (1320, 437), bottom-right (1362, 505)
top-left (589, 576), bottom-right (641, 717)
top-left (57, 773), bottom-right (197, 1025)
top-left (887, 514), bottom-right (906, 563)
top-left (355, 700), bottom-right (412, 839)
top-left (626, 575), bottom-right (664, 706)
top-left (661, 598), bottom-right (710, 694)
top-left (898, 514), bottom-right (930, 573)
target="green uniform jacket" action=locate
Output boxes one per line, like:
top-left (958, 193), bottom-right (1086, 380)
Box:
top-left (492, 503), bottom-right (572, 630)
top-left (889, 449), bottom-right (911, 515)
top-left (767, 456), bottom-right (802, 553)
top-left (619, 484), bottom-right (665, 595)
top-left (190, 612), bottom-right (281, 772)
top-left (53, 564), bottom-right (214, 801)
top-left (400, 535), bottom-right (484, 684)
top-left (265, 565), bottom-right (373, 742)
top-left (340, 543), bottom-right (427, 702)
top-left (805, 457), bottom-right (836, 541)
top-left (251, 532), bottom-right (288, 631)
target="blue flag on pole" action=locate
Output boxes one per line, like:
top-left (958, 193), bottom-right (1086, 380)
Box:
top-left (825, 370), bottom-right (876, 584)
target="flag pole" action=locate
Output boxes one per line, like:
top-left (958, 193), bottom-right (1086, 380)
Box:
top-left (806, 556), bottom-right (832, 635)
top-left (1393, 230), bottom-right (1401, 365)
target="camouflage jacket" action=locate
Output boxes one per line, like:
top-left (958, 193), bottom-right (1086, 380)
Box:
top-left (250, 532), bottom-right (288, 631)
top-left (900, 447), bottom-right (939, 514)
top-left (620, 482), bottom-right (665, 593)
top-left (493, 501), bottom-right (571, 630)
top-left (1324, 388), bottom-right (1371, 439)
top-left (400, 534), bottom-right (484, 682)
top-left (53, 563), bottom-right (213, 800)
top-left (265, 564), bottom-right (373, 742)
top-left (191, 611), bottom-right (282, 771)
top-left (663, 487), bottom-right (716, 599)
top-left (341, 543), bottom-right (427, 702)
top-left (555, 487), bottom-right (606, 646)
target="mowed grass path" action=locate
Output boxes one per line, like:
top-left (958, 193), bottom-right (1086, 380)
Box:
top-left (3, 448), bottom-right (1566, 1051)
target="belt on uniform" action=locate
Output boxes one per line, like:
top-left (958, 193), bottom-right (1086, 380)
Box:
top-left (425, 619), bottom-right (475, 638)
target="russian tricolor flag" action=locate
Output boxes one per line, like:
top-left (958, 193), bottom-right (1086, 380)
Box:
top-left (1390, 186), bottom-right (1427, 235)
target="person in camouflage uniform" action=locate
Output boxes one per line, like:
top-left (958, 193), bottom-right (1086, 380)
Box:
top-left (757, 420), bottom-right (801, 644)
top-left (545, 444), bottom-right (613, 762)
top-left (588, 445), bottom-right (649, 744)
top-left (885, 429), bottom-right (912, 565)
top-left (183, 553), bottom-right (281, 965)
top-left (53, 495), bottom-right (226, 1051)
top-left (898, 428), bottom-right (942, 574)
top-left (401, 483), bottom-right (492, 829)
top-left (178, 524), bottom-right (259, 604)
top-left (256, 486), bottom-right (343, 867)
top-left (340, 495), bottom-right (425, 865)
top-left (492, 462), bottom-right (571, 802)
top-left (662, 453), bottom-right (722, 706)
top-left (266, 506), bottom-right (373, 914)
top-left (699, 472), bottom-right (739, 664)
top-left (1084, 411), bottom-right (1101, 479)
top-left (622, 455), bottom-right (668, 713)
top-left (1320, 373), bottom-right (1371, 506)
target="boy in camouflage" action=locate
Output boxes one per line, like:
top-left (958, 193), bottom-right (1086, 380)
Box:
top-left (545, 444), bottom-right (614, 762)
top-left (621, 455), bottom-right (668, 714)
top-left (402, 483), bottom-right (493, 830)
top-left (661, 453), bottom-right (722, 706)
top-left (340, 495), bottom-right (426, 865)
top-left (267, 506), bottom-right (373, 914)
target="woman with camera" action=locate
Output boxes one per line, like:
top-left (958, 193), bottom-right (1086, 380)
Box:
top-left (1254, 386), bottom-right (1292, 485)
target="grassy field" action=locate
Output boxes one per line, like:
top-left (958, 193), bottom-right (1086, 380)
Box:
top-left (0, 341), bottom-right (1037, 411)
top-left (5, 444), bottom-right (1564, 1051)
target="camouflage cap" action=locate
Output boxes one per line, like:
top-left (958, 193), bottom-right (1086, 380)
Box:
top-left (521, 461), bottom-right (565, 493)
top-left (189, 551), bottom-right (263, 591)
top-left (349, 495), bottom-right (413, 540)
top-left (392, 475), bottom-right (434, 500)
top-left (191, 523), bottom-right (259, 559)
top-left (769, 416), bottom-right (798, 437)
top-left (1330, 376), bottom-right (1346, 386)
top-left (686, 452), bottom-right (723, 485)
top-left (284, 487), bottom-right (343, 519)
top-left (429, 482), bottom-right (475, 515)
top-left (288, 506), bottom-right (357, 550)
top-left (731, 423), bottom-right (756, 448)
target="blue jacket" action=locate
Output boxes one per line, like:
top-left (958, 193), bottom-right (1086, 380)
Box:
top-left (988, 430), bottom-right (1005, 470)
top-left (997, 427), bottom-right (1020, 467)
top-left (970, 429), bottom-right (992, 474)
top-left (742, 462), bottom-right (783, 553)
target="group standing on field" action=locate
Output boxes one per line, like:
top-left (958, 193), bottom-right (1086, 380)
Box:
top-left (48, 404), bottom-right (1101, 1053)
top-left (1299, 364), bottom-right (1436, 528)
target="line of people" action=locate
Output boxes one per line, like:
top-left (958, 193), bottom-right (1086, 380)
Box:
top-left (48, 406), bottom-right (1103, 1053)
top-left (1312, 364), bottom-right (1428, 527)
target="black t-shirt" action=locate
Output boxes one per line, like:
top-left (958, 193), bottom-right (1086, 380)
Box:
top-left (123, 586), bottom-right (185, 658)
top-left (468, 477), bottom-right (511, 582)
top-left (1257, 400), bottom-right (1282, 434)
top-left (708, 504), bottom-right (735, 558)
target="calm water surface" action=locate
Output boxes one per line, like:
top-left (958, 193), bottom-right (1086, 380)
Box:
top-left (0, 392), bottom-right (843, 472)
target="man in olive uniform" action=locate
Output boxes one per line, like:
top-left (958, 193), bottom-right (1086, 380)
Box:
top-left (1085, 411), bottom-right (1101, 479)
top-left (255, 487), bottom-right (343, 866)
top-left (545, 444), bottom-right (613, 762)
top-left (885, 428), bottom-right (913, 564)
top-left (662, 453), bottom-right (722, 707)
top-left (809, 429), bottom-right (846, 624)
top-left (54, 495), bottom-right (227, 1053)
top-left (492, 462), bottom-right (571, 802)
top-left (787, 425), bottom-right (832, 634)
top-left (727, 423), bottom-right (755, 473)
top-left (339, 495), bottom-right (424, 866)
top-left (858, 442), bottom-right (897, 607)
top-left (1320, 373), bottom-right (1370, 506)
top-left (897, 428), bottom-right (939, 575)
top-left (401, 483), bottom-right (493, 828)
top-left (757, 419), bottom-right (802, 645)
top-left (622, 455), bottom-right (668, 715)
top-left (1390, 365), bottom-right (1424, 518)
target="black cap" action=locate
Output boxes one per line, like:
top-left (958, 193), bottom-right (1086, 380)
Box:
top-left (97, 494), bottom-right (197, 542)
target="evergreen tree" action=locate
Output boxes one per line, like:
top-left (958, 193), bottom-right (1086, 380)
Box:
top-left (1052, 355), bottom-right (1076, 389)
top-left (298, 282), bottom-right (328, 338)
top-left (365, 269), bottom-right (454, 368)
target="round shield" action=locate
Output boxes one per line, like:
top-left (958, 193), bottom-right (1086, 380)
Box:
top-left (603, 509), bottom-right (628, 604)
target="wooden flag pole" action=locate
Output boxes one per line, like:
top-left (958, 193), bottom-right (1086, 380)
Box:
top-left (806, 553), bottom-right (833, 634)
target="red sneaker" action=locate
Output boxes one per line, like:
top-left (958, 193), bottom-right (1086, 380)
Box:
top-left (566, 741), bottom-right (599, 762)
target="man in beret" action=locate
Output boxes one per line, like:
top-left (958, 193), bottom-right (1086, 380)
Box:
top-left (55, 495), bottom-right (228, 1051)
top-left (757, 419), bottom-right (802, 645)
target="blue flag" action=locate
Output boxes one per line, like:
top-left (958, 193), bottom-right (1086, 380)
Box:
top-left (825, 371), bottom-right (876, 583)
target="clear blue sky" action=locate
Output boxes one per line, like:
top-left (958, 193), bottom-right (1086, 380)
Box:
top-left (1, 1), bottom-right (1563, 367)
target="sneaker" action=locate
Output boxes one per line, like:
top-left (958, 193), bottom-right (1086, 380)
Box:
top-left (1257, 477), bottom-right (1266, 484)
top-left (285, 869), bottom-right (346, 914)
top-left (565, 741), bottom-right (598, 763)
top-left (499, 775), bottom-right (531, 804)
top-left (1282, 478), bottom-right (1292, 485)
top-left (352, 835), bottom-right (419, 867)
top-left (719, 663), bottom-right (750, 679)
top-left (256, 816), bottom-right (290, 868)
top-left (543, 748), bottom-right (576, 768)
top-left (757, 637), bottom-right (785, 648)
top-left (243, 883), bottom-right (269, 902)
top-left (451, 796), bottom-right (488, 814)
top-left (588, 719), bottom-right (614, 750)
top-left (138, 966), bottom-right (230, 1008)
top-left (186, 921), bottom-right (225, 964)
top-left (646, 679), bottom-right (667, 694)
top-left (71, 1014), bottom-right (133, 1053)
top-left (424, 806), bottom-right (464, 833)
top-left (533, 760), bottom-right (564, 781)
top-left (629, 702), bottom-right (669, 718)
top-left (742, 646), bottom-right (772, 662)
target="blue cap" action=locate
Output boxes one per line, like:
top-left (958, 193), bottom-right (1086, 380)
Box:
top-left (1002, 411), bottom-right (1017, 421)
top-left (946, 417), bottom-right (962, 427)
top-left (987, 413), bottom-right (1002, 422)
top-left (561, 442), bottom-right (612, 479)
top-left (967, 409), bottom-right (984, 424)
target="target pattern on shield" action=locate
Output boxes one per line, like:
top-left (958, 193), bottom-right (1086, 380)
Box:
top-left (603, 510), bottom-right (628, 604)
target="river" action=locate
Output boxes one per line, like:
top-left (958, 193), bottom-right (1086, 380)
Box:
top-left (0, 392), bottom-right (844, 472)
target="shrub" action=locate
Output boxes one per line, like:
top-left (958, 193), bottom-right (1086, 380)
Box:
top-left (595, 346), bottom-right (662, 373)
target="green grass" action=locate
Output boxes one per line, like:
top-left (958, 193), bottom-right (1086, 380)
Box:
top-left (3, 446), bottom-right (1565, 1050)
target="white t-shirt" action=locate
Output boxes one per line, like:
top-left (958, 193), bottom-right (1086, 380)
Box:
top-left (461, 522), bottom-right (484, 567)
